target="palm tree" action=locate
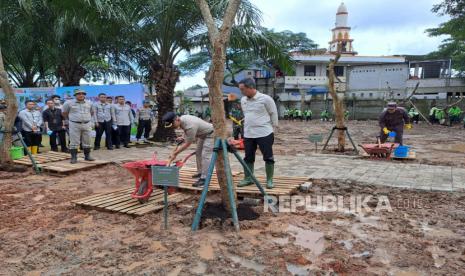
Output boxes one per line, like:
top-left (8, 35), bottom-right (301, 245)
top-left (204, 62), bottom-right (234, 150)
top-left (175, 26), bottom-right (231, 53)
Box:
top-left (0, 0), bottom-right (141, 87)
top-left (130, 0), bottom-right (274, 141)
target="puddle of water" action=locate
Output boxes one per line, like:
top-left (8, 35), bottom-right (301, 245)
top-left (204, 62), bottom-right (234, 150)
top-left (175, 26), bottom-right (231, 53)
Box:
top-left (287, 225), bottom-right (325, 257)
top-left (393, 270), bottom-right (422, 276)
top-left (331, 219), bottom-right (350, 227)
top-left (351, 250), bottom-right (371, 258)
top-left (190, 261), bottom-right (207, 274)
top-left (428, 246), bottom-right (446, 268)
top-left (358, 215), bottom-right (381, 228)
top-left (338, 240), bottom-right (353, 251)
top-left (227, 254), bottom-right (265, 273)
top-left (273, 237), bottom-right (289, 245)
top-left (372, 248), bottom-right (391, 265)
top-left (286, 263), bottom-right (311, 276)
top-left (33, 194), bottom-right (45, 201)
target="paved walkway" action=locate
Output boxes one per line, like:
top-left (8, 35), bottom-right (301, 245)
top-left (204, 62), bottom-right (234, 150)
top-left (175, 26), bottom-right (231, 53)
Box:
top-left (90, 144), bottom-right (465, 192)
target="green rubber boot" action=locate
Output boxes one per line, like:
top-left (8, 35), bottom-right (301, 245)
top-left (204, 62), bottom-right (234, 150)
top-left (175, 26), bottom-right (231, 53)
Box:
top-left (238, 162), bottom-right (254, 187)
top-left (265, 163), bottom-right (274, 189)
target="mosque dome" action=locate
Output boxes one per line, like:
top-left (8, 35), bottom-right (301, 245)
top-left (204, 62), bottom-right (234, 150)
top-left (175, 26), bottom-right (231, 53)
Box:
top-left (337, 2), bottom-right (348, 14)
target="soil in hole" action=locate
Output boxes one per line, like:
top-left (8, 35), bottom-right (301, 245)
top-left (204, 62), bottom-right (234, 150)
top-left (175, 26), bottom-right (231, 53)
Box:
top-left (200, 202), bottom-right (260, 223)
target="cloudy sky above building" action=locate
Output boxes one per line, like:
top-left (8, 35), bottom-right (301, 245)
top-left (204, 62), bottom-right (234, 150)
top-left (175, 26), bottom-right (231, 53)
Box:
top-left (177, 0), bottom-right (449, 89)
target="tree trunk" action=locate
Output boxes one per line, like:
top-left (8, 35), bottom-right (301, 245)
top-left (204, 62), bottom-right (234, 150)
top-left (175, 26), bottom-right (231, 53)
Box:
top-left (208, 42), bottom-right (237, 210)
top-left (150, 62), bottom-right (178, 141)
top-left (0, 48), bottom-right (18, 165)
top-left (300, 90), bottom-right (306, 112)
top-left (328, 54), bottom-right (346, 152)
top-left (57, 63), bottom-right (87, 86)
top-left (197, 0), bottom-right (241, 211)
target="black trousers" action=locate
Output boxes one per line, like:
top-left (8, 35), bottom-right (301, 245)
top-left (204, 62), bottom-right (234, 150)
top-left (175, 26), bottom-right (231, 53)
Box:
top-left (116, 125), bottom-right (131, 146)
top-left (22, 131), bottom-right (41, 147)
top-left (50, 130), bottom-right (67, 152)
top-left (95, 121), bottom-right (113, 148)
top-left (232, 124), bottom-right (243, 140)
top-left (136, 120), bottom-right (152, 139)
top-left (244, 133), bottom-right (275, 164)
top-left (111, 127), bottom-right (118, 146)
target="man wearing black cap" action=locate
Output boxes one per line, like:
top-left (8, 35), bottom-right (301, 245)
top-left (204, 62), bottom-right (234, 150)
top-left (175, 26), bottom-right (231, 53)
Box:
top-left (162, 111), bottom-right (214, 187)
top-left (379, 102), bottom-right (412, 145)
top-left (62, 89), bottom-right (95, 163)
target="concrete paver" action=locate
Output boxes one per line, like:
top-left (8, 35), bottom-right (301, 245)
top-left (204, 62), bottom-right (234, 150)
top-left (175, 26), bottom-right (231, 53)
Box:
top-left (89, 144), bottom-right (462, 192)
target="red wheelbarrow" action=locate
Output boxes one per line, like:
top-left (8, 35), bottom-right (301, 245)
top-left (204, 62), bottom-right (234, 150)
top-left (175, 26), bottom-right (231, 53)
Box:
top-left (123, 152), bottom-right (195, 203)
top-left (359, 137), bottom-right (399, 159)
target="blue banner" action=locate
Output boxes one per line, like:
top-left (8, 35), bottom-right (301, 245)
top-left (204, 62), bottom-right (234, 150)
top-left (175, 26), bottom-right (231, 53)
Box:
top-left (56, 83), bottom-right (145, 110)
top-left (1, 83), bottom-right (145, 110)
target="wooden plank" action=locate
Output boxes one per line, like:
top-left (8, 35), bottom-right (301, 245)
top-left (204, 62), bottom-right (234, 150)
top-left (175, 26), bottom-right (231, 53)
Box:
top-left (101, 190), bottom-right (165, 210)
top-left (73, 188), bottom-right (133, 204)
top-left (127, 194), bottom-right (191, 215)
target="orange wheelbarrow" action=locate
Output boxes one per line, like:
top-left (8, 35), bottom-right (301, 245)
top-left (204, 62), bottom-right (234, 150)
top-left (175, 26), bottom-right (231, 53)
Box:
top-left (123, 152), bottom-right (195, 203)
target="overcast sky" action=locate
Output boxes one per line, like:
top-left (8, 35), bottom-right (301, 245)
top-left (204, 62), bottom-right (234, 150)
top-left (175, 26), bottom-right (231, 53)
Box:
top-left (177, 0), bottom-right (449, 89)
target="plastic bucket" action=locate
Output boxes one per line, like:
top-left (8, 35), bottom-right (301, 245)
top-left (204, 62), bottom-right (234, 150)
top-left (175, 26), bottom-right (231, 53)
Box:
top-left (10, 146), bottom-right (24, 160)
top-left (394, 146), bottom-right (410, 158)
top-left (388, 131), bottom-right (396, 138)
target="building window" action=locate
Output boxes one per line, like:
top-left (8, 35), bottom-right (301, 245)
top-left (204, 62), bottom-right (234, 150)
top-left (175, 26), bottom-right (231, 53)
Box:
top-left (334, 66), bottom-right (344, 77)
top-left (304, 65), bottom-right (316, 76)
top-left (369, 93), bottom-right (373, 97)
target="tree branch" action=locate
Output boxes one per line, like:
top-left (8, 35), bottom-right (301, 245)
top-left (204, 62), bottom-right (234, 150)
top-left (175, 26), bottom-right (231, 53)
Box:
top-left (196, 0), bottom-right (219, 45)
top-left (219, 0), bottom-right (242, 42)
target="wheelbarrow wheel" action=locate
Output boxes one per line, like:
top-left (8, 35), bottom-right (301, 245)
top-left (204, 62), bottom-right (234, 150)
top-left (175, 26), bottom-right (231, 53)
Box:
top-left (137, 179), bottom-right (149, 204)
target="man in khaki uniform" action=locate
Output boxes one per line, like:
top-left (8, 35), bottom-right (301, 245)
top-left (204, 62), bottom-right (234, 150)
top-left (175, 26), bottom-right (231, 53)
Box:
top-left (162, 111), bottom-right (213, 187)
top-left (62, 89), bottom-right (95, 164)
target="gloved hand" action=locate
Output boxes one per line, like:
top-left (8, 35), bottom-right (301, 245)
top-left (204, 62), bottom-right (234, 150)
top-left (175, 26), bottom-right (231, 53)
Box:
top-left (383, 127), bottom-right (390, 135)
top-left (405, 123), bottom-right (412, 130)
top-left (112, 124), bottom-right (118, 131)
top-left (47, 130), bottom-right (53, 136)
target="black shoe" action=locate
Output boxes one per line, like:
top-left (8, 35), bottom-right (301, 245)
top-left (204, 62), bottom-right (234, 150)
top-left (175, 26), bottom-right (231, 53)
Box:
top-left (124, 144), bottom-right (130, 148)
top-left (193, 178), bottom-right (205, 187)
top-left (115, 145), bottom-right (120, 149)
top-left (94, 146), bottom-right (100, 150)
top-left (191, 173), bottom-right (201, 179)
top-left (107, 147), bottom-right (114, 150)
top-left (84, 148), bottom-right (95, 161)
top-left (70, 149), bottom-right (78, 164)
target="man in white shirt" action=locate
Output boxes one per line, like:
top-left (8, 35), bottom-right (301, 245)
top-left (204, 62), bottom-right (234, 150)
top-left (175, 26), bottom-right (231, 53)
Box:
top-left (18, 100), bottom-right (43, 154)
top-left (237, 78), bottom-right (278, 189)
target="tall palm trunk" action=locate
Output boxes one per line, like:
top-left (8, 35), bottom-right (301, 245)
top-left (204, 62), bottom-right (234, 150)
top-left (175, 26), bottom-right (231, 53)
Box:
top-left (57, 62), bottom-right (87, 86)
top-left (0, 48), bottom-right (18, 165)
top-left (151, 62), bottom-right (179, 141)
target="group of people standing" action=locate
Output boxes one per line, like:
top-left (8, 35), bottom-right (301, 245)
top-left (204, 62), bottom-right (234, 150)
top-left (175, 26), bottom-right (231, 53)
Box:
top-left (10, 89), bottom-right (155, 164)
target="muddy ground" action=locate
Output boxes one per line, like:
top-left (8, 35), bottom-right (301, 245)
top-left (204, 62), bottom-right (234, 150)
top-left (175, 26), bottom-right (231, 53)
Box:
top-left (273, 120), bottom-right (465, 167)
top-left (1, 163), bottom-right (464, 275)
